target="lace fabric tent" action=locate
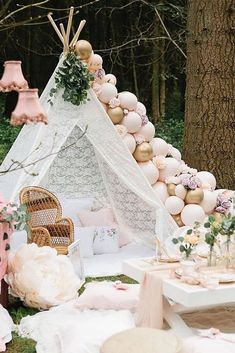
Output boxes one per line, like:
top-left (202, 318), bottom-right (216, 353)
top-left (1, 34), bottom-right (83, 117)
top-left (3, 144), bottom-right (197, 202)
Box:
top-left (0, 55), bottom-right (177, 247)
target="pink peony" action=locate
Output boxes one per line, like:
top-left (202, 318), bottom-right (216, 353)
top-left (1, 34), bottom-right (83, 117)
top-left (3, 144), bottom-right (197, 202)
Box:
top-left (115, 124), bottom-right (127, 137)
top-left (141, 115), bottom-right (149, 126)
top-left (133, 133), bottom-right (145, 145)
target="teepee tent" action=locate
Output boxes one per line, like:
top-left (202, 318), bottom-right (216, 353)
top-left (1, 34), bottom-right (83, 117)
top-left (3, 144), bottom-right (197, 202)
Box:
top-left (0, 12), bottom-right (177, 247)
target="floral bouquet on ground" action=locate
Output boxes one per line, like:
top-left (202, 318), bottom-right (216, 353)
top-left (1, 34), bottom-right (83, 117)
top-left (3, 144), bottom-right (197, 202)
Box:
top-left (0, 196), bottom-right (30, 231)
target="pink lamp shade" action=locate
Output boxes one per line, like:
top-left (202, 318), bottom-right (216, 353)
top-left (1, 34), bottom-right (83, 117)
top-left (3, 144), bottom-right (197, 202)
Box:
top-left (11, 89), bottom-right (48, 126)
top-left (0, 61), bottom-right (28, 92)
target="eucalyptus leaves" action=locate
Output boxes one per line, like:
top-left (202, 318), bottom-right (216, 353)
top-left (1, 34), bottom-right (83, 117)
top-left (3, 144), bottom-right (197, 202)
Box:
top-left (49, 51), bottom-right (94, 106)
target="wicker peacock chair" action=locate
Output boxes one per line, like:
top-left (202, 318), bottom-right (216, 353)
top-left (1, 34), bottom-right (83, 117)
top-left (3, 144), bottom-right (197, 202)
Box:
top-left (19, 186), bottom-right (74, 255)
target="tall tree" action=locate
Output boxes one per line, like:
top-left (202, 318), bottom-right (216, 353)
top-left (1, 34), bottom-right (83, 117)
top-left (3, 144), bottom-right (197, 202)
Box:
top-left (183, 0), bottom-right (234, 188)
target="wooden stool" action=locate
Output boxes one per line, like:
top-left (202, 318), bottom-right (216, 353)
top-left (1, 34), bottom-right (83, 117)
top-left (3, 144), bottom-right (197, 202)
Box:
top-left (100, 327), bottom-right (182, 353)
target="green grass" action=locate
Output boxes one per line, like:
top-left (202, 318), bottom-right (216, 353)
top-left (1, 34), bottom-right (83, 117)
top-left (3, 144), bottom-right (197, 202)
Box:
top-left (5, 275), bottom-right (136, 352)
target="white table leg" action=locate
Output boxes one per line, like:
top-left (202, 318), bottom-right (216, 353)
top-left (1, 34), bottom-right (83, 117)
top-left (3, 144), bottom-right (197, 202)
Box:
top-left (163, 297), bottom-right (193, 338)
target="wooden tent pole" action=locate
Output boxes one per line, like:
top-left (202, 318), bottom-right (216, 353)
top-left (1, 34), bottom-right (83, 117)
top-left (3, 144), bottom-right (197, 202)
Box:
top-left (66, 6), bottom-right (74, 43)
top-left (60, 23), bottom-right (69, 52)
top-left (47, 13), bottom-right (64, 44)
top-left (70, 20), bottom-right (86, 47)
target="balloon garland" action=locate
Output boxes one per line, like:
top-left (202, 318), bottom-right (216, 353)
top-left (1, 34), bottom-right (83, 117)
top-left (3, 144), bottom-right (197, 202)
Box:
top-left (75, 40), bottom-right (234, 227)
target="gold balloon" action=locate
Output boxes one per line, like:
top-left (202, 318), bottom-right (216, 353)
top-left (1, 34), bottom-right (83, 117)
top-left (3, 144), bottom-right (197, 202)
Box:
top-left (107, 107), bottom-right (124, 124)
top-left (167, 183), bottom-right (176, 196)
top-left (75, 40), bottom-right (93, 60)
top-left (172, 213), bottom-right (184, 227)
top-left (133, 142), bottom-right (153, 162)
top-left (185, 188), bottom-right (204, 204)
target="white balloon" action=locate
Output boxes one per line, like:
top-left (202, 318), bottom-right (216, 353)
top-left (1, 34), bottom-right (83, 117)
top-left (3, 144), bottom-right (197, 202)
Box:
top-left (138, 161), bottom-right (159, 185)
top-left (181, 204), bottom-right (206, 226)
top-left (175, 184), bottom-right (187, 200)
top-left (165, 196), bottom-right (185, 215)
top-left (137, 122), bottom-right (155, 142)
top-left (135, 102), bottom-right (146, 116)
top-left (170, 147), bottom-right (182, 161)
top-left (121, 112), bottom-right (142, 133)
top-left (158, 158), bottom-right (181, 182)
top-left (122, 133), bottom-right (136, 154)
top-left (119, 91), bottom-right (138, 111)
top-left (200, 190), bottom-right (217, 214)
top-left (150, 138), bottom-right (169, 157)
top-left (102, 74), bottom-right (117, 85)
top-left (98, 83), bottom-right (118, 104)
top-left (152, 181), bottom-right (169, 203)
top-left (197, 171), bottom-right (216, 190)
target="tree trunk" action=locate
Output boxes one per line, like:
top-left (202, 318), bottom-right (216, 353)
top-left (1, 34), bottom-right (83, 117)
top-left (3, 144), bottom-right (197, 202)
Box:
top-left (183, 0), bottom-right (235, 189)
top-left (151, 18), bottom-right (160, 123)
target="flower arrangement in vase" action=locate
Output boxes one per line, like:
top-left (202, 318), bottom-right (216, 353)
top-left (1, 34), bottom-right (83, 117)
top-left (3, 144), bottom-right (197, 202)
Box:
top-left (204, 215), bottom-right (221, 266)
top-left (172, 226), bottom-right (200, 261)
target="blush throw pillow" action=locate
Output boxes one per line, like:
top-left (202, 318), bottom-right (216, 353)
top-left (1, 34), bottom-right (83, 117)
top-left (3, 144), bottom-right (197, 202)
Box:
top-left (77, 207), bottom-right (115, 227)
top-left (93, 226), bottom-right (119, 255)
top-left (76, 281), bottom-right (140, 311)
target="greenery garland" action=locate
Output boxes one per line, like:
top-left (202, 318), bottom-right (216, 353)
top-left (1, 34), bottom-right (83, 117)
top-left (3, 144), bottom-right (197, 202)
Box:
top-left (49, 51), bottom-right (94, 106)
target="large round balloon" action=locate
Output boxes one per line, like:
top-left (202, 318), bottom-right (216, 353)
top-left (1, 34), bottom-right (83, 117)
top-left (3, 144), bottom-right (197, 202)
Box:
top-left (119, 92), bottom-right (138, 111)
top-left (137, 122), bottom-right (155, 142)
top-left (181, 204), bottom-right (206, 226)
top-left (165, 196), bottom-right (185, 215)
top-left (107, 107), bottom-right (124, 124)
top-left (197, 171), bottom-right (216, 190)
top-left (170, 147), bottom-right (182, 161)
top-left (75, 40), bottom-right (93, 60)
top-left (158, 158), bottom-right (181, 182)
top-left (175, 184), bottom-right (187, 200)
top-left (200, 190), bottom-right (217, 214)
top-left (98, 83), bottom-right (118, 104)
top-left (138, 161), bottom-right (159, 185)
top-left (185, 188), bottom-right (204, 204)
top-left (102, 74), bottom-right (117, 85)
top-left (88, 54), bottom-right (103, 73)
top-left (167, 183), bottom-right (176, 196)
top-left (133, 142), bottom-right (153, 162)
top-left (135, 102), bottom-right (146, 116)
top-left (152, 181), bottom-right (169, 203)
top-left (123, 133), bottom-right (136, 154)
top-left (121, 112), bottom-right (142, 133)
top-left (150, 138), bottom-right (169, 157)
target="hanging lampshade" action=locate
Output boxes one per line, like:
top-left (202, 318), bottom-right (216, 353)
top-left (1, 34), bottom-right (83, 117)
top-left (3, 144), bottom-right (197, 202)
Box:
top-left (0, 61), bottom-right (28, 92)
top-left (10, 89), bottom-right (48, 126)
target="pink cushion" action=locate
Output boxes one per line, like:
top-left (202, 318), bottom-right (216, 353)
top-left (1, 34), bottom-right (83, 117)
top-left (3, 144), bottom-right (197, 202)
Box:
top-left (76, 281), bottom-right (140, 311)
top-left (77, 208), bottom-right (115, 227)
top-left (118, 224), bottom-right (134, 247)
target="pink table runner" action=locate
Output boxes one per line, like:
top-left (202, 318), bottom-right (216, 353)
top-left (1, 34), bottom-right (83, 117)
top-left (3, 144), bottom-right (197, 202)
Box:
top-left (136, 262), bottom-right (178, 329)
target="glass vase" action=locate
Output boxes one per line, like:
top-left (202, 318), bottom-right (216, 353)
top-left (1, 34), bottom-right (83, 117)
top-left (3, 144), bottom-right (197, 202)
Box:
top-left (207, 245), bottom-right (217, 267)
top-left (225, 235), bottom-right (231, 269)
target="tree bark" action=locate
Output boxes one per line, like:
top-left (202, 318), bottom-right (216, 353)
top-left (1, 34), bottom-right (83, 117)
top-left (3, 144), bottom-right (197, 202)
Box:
top-left (152, 18), bottom-right (161, 123)
top-left (183, 0), bottom-right (235, 189)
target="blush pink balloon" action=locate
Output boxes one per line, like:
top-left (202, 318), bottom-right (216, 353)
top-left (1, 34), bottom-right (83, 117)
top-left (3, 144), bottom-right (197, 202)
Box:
top-left (98, 83), bottom-right (118, 104)
top-left (137, 122), bottom-right (155, 142)
top-left (135, 102), bottom-right (146, 116)
top-left (138, 161), bottom-right (159, 185)
top-left (122, 133), bottom-right (136, 154)
top-left (121, 112), bottom-right (142, 133)
top-left (175, 184), bottom-right (187, 200)
top-left (165, 196), bottom-right (185, 215)
top-left (101, 102), bottom-right (108, 112)
top-left (102, 74), bottom-right (117, 85)
top-left (158, 157), bottom-right (181, 182)
top-left (197, 171), bottom-right (216, 190)
top-left (150, 137), bottom-right (169, 157)
top-left (119, 91), bottom-right (138, 111)
top-left (181, 204), bottom-right (206, 226)
top-left (152, 181), bottom-right (169, 203)
top-left (170, 147), bottom-right (182, 161)
top-left (200, 190), bottom-right (217, 214)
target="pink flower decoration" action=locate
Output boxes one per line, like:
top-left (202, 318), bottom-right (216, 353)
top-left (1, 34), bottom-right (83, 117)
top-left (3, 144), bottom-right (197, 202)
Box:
top-left (109, 97), bottom-right (120, 108)
top-left (95, 68), bottom-right (105, 80)
top-left (92, 82), bottom-right (101, 96)
top-left (115, 124), bottom-right (127, 137)
top-left (141, 115), bottom-right (149, 126)
top-left (133, 133), bottom-right (145, 145)
top-left (123, 109), bottom-right (129, 115)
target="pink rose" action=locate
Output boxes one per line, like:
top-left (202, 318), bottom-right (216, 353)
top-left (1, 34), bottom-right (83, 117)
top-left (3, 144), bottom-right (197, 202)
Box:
top-left (133, 133), bottom-right (145, 145)
top-left (109, 97), bottom-right (120, 108)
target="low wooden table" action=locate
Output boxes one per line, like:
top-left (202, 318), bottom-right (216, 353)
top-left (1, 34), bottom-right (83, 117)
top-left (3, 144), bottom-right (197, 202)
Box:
top-left (122, 258), bottom-right (235, 337)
